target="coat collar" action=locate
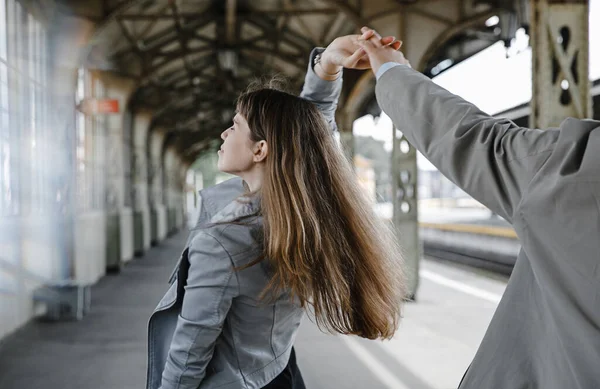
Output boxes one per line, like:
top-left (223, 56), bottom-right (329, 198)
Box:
top-left (197, 177), bottom-right (246, 224)
top-left (170, 179), bottom-right (259, 285)
top-left (197, 177), bottom-right (260, 225)
top-left (210, 193), bottom-right (261, 223)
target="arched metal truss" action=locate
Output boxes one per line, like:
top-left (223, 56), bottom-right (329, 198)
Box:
top-left (65, 0), bottom-right (526, 163)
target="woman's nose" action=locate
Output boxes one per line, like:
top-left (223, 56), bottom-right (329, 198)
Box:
top-left (221, 129), bottom-right (228, 140)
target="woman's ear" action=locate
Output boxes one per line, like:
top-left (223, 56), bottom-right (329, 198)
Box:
top-left (253, 140), bottom-right (268, 163)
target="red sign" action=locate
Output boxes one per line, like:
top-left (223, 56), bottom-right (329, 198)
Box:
top-left (77, 99), bottom-right (120, 115)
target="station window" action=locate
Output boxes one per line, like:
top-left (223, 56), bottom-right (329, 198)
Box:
top-left (0, 0), bottom-right (19, 216)
top-left (0, 0), bottom-right (9, 215)
top-left (0, 0), bottom-right (50, 216)
top-left (75, 66), bottom-right (92, 211)
top-left (28, 14), bottom-right (48, 212)
top-left (91, 75), bottom-right (106, 210)
top-left (75, 68), bottom-right (107, 212)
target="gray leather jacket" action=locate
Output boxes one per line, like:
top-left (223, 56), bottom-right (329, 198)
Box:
top-left (147, 47), bottom-right (342, 389)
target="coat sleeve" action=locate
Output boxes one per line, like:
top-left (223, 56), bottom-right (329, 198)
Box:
top-left (375, 65), bottom-right (560, 222)
top-left (300, 47), bottom-right (343, 133)
top-left (159, 232), bottom-right (238, 389)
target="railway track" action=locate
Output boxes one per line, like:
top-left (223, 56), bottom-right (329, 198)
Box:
top-left (423, 243), bottom-right (515, 276)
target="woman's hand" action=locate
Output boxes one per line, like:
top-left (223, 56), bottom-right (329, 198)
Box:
top-left (356, 26), bottom-right (411, 76)
top-left (316, 29), bottom-right (402, 80)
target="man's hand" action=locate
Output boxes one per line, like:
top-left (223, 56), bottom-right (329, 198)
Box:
top-left (357, 26), bottom-right (410, 76)
top-left (316, 30), bottom-right (401, 80)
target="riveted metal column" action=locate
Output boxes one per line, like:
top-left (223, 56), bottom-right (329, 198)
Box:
top-left (392, 126), bottom-right (420, 300)
top-left (392, 14), bottom-right (419, 300)
top-left (335, 107), bottom-right (355, 164)
top-left (339, 130), bottom-right (355, 164)
top-left (98, 71), bottom-right (136, 272)
top-left (104, 98), bottom-right (125, 272)
top-left (132, 110), bottom-right (152, 256)
top-left (149, 129), bottom-right (168, 244)
top-left (530, 0), bottom-right (591, 128)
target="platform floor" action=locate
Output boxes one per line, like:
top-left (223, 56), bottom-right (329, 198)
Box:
top-left (0, 230), bottom-right (507, 389)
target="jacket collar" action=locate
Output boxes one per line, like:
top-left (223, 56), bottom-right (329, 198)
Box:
top-left (210, 193), bottom-right (261, 223)
top-left (195, 177), bottom-right (260, 225)
top-left (172, 178), bottom-right (258, 285)
top-left (195, 177), bottom-right (245, 227)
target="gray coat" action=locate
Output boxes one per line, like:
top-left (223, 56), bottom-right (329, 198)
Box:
top-left (147, 47), bottom-right (342, 389)
top-left (376, 65), bottom-right (600, 389)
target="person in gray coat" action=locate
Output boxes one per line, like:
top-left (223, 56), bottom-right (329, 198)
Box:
top-left (147, 31), bottom-right (407, 389)
top-left (358, 27), bottom-right (600, 389)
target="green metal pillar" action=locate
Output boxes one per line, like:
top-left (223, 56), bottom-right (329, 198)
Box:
top-left (105, 117), bottom-right (123, 273)
top-left (339, 130), bottom-right (355, 164)
top-left (391, 126), bottom-right (420, 300)
top-left (391, 13), bottom-right (419, 300)
top-left (530, 0), bottom-right (591, 128)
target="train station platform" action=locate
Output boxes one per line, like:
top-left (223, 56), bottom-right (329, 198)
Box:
top-left (372, 201), bottom-right (519, 274)
top-left (417, 205), bottom-right (518, 275)
top-left (0, 227), bottom-right (507, 389)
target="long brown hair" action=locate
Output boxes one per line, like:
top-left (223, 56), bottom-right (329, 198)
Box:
top-left (236, 82), bottom-right (406, 340)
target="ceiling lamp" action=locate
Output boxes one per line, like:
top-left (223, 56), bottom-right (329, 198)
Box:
top-left (217, 49), bottom-right (238, 72)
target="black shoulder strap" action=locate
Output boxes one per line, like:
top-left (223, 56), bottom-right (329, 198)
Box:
top-left (175, 247), bottom-right (190, 303)
top-left (168, 247), bottom-right (189, 285)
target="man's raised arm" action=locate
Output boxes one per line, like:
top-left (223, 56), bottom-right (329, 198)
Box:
top-left (359, 34), bottom-right (559, 222)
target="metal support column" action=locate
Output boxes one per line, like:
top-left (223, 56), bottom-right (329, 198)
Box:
top-left (391, 126), bottom-right (420, 300)
top-left (391, 13), bottom-right (419, 299)
top-left (132, 111), bottom-right (152, 256)
top-left (530, 0), bottom-right (591, 128)
top-left (105, 111), bottom-right (125, 272)
top-left (339, 130), bottom-right (355, 164)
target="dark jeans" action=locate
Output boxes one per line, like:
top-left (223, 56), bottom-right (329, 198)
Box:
top-left (262, 347), bottom-right (306, 389)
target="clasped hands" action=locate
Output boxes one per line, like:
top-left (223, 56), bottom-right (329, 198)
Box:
top-left (316, 26), bottom-right (411, 80)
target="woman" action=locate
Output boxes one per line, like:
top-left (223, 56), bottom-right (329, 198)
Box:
top-left (147, 31), bottom-right (407, 389)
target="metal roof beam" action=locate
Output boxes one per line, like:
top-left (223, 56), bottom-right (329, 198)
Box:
top-left (226, 0), bottom-right (237, 44)
top-left (118, 8), bottom-right (340, 20)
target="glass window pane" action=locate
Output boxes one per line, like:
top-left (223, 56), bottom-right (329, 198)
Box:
top-left (15, 1), bottom-right (22, 65)
top-left (0, 0), bottom-right (7, 60)
top-left (0, 63), bottom-right (6, 108)
top-left (36, 20), bottom-right (40, 82)
top-left (6, 0), bottom-right (14, 63)
top-left (28, 14), bottom-right (33, 78)
top-left (0, 61), bottom-right (6, 83)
